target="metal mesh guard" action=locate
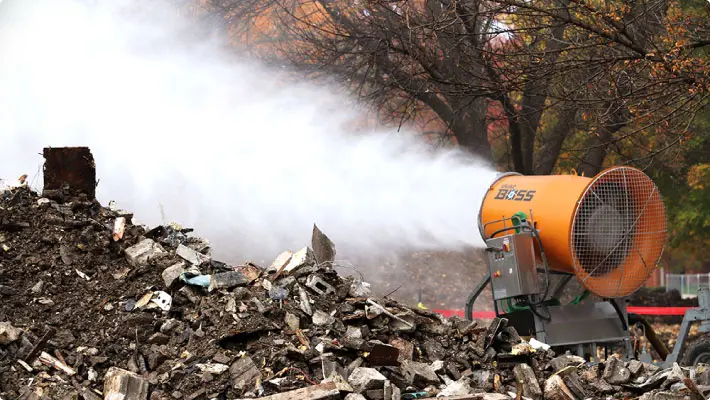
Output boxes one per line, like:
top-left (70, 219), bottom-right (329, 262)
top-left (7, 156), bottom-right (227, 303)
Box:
top-left (570, 167), bottom-right (667, 298)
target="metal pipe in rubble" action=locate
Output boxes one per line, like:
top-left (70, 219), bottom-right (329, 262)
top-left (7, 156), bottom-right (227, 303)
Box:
top-left (628, 314), bottom-right (670, 361)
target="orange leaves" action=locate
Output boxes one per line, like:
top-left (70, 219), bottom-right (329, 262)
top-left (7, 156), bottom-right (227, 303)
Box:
top-left (687, 164), bottom-right (710, 189)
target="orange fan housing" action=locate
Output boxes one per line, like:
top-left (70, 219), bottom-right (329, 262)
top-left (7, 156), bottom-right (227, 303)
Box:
top-left (477, 166), bottom-right (667, 298)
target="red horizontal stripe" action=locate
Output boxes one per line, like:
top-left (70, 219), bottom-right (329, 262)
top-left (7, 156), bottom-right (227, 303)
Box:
top-left (627, 306), bottom-right (691, 316)
top-left (432, 306), bottom-right (692, 319)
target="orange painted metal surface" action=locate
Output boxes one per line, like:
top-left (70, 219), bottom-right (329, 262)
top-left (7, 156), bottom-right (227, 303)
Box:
top-left (478, 167), bottom-right (667, 298)
top-left (478, 172), bottom-right (591, 274)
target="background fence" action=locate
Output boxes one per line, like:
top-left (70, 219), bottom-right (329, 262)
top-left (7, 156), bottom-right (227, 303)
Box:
top-left (665, 273), bottom-right (710, 297)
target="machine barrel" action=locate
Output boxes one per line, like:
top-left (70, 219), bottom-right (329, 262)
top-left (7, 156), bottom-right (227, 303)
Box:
top-left (478, 166), bottom-right (667, 298)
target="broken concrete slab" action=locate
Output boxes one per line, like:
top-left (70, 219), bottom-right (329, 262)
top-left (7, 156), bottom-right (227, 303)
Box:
top-left (284, 312), bottom-right (300, 332)
top-left (0, 321), bottom-right (22, 345)
top-left (603, 357), bottom-right (632, 385)
top-left (549, 355), bottom-right (585, 372)
top-left (196, 363), bottom-right (230, 375)
top-left (561, 373), bottom-right (587, 399)
top-left (268, 250), bottom-right (293, 273)
top-left (346, 325), bottom-right (362, 339)
top-left (402, 360), bottom-right (440, 388)
top-left (628, 359), bottom-right (645, 376)
top-left (591, 378), bottom-right (615, 394)
top-left (209, 271), bottom-right (249, 291)
top-left (513, 363), bottom-right (542, 400)
top-left (237, 381), bottom-right (341, 400)
top-left (543, 375), bottom-right (575, 400)
top-left (176, 244), bottom-right (210, 265)
top-left (639, 391), bottom-right (690, 400)
top-left (347, 367), bottom-right (387, 393)
top-left (125, 239), bottom-right (166, 267)
top-left (430, 394), bottom-right (510, 400)
top-left (390, 314), bottom-right (417, 333)
top-left (162, 262), bottom-right (186, 288)
top-left (437, 377), bottom-right (474, 397)
top-left (312, 310), bottom-right (336, 327)
top-left (283, 246), bottom-right (315, 273)
top-left (230, 356), bottom-right (262, 391)
top-left (344, 393), bottom-right (367, 400)
top-left (312, 224), bottom-right (336, 265)
top-left (103, 367), bottom-right (149, 400)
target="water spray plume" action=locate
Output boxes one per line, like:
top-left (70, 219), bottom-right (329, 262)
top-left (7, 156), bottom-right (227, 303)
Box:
top-left (0, 0), bottom-right (499, 263)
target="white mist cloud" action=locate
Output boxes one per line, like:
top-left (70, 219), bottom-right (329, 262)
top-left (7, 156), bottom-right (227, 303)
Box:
top-left (0, 0), bottom-right (498, 264)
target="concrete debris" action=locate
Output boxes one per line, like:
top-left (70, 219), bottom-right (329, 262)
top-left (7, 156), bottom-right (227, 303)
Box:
top-left (312, 224), bottom-right (336, 265)
top-left (30, 280), bottom-right (44, 294)
top-left (347, 367), bottom-right (387, 393)
top-left (402, 360), bottom-right (440, 388)
top-left (436, 377), bottom-right (474, 397)
top-left (284, 312), bottom-right (300, 332)
top-left (602, 356), bottom-right (632, 385)
top-left (307, 275), bottom-right (337, 296)
top-left (103, 367), bottom-right (149, 400)
top-left (196, 363), bottom-right (230, 375)
top-left (560, 373), bottom-right (587, 399)
top-left (0, 321), bottom-right (22, 345)
top-left (348, 278), bottom-right (372, 298)
top-left (209, 270), bottom-right (249, 291)
top-left (549, 355), bottom-right (585, 372)
top-left (113, 216), bottom-right (126, 241)
top-left (162, 261), bottom-right (186, 288)
top-left (230, 356), bottom-right (262, 391)
top-left (124, 238), bottom-right (166, 267)
top-left (269, 250), bottom-right (293, 273)
top-left (543, 375), bottom-right (575, 400)
top-left (513, 363), bottom-right (542, 400)
top-left (629, 359), bottom-right (645, 376)
top-left (283, 246), bottom-right (315, 273)
top-left (240, 381), bottom-right (341, 400)
top-left (312, 309), bottom-right (336, 326)
top-left (176, 243), bottom-right (210, 265)
top-left (0, 182), bottom-right (707, 400)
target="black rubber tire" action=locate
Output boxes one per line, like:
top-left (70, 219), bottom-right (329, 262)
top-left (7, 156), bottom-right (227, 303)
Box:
top-left (682, 337), bottom-right (710, 366)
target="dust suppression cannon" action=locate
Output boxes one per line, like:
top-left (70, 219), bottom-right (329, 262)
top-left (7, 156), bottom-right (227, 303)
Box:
top-left (466, 166), bottom-right (685, 363)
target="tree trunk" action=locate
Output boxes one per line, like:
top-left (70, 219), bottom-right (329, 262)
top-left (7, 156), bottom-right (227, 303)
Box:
top-left (451, 98), bottom-right (492, 162)
top-left (536, 106), bottom-right (577, 175)
top-left (577, 103), bottom-right (629, 176)
top-left (514, 0), bottom-right (570, 174)
top-left (518, 79), bottom-right (548, 174)
top-left (499, 94), bottom-right (525, 173)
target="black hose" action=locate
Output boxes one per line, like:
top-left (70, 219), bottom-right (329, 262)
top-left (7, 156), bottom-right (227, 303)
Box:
top-left (524, 221), bottom-right (551, 307)
top-left (489, 225), bottom-right (523, 238)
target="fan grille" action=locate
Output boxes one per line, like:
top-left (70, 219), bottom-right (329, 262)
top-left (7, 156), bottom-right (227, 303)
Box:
top-left (570, 167), bottom-right (667, 298)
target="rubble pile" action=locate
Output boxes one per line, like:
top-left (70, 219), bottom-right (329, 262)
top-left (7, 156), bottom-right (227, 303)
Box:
top-left (1, 185), bottom-right (709, 400)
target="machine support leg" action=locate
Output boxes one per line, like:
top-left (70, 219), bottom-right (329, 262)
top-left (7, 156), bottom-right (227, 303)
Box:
top-left (466, 273), bottom-right (491, 321)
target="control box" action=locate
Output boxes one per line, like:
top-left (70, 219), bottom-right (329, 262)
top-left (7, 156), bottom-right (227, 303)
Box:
top-left (485, 232), bottom-right (540, 300)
